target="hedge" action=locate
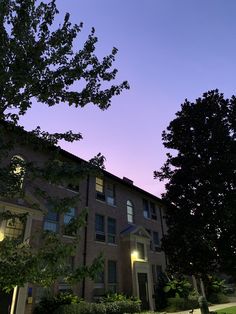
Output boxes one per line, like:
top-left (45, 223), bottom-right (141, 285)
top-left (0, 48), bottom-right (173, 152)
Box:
top-left (56, 300), bottom-right (141, 314)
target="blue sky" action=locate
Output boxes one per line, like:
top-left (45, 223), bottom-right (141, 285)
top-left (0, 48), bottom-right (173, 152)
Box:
top-left (21, 0), bottom-right (236, 196)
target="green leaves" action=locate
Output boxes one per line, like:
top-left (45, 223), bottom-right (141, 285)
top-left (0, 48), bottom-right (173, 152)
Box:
top-left (0, 0), bottom-right (129, 124)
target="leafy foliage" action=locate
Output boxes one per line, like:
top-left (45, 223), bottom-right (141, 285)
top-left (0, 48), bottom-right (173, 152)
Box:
top-left (0, 0), bottom-right (128, 292)
top-left (155, 90), bottom-right (236, 278)
top-left (163, 278), bottom-right (192, 298)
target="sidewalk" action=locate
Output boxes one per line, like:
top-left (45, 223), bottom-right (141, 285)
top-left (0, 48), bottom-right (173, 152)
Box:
top-left (167, 301), bottom-right (236, 314)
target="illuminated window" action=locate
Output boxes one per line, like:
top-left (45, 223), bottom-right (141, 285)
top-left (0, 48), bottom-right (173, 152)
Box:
top-left (11, 155), bottom-right (26, 190)
top-left (4, 218), bottom-right (24, 239)
top-left (96, 177), bottom-right (105, 201)
top-left (107, 217), bottom-right (116, 244)
top-left (127, 200), bottom-right (134, 223)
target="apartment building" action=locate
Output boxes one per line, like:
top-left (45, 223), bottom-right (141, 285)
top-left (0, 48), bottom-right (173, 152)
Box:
top-left (0, 140), bottom-right (167, 314)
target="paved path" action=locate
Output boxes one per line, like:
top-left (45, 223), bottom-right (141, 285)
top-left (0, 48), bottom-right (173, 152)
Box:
top-left (167, 301), bottom-right (236, 314)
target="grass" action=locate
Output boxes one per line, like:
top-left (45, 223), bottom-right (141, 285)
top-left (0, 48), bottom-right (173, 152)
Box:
top-left (217, 306), bottom-right (236, 314)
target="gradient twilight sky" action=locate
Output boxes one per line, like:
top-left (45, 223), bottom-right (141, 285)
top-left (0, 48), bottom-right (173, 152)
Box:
top-left (20, 0), bottom-right (236, 197)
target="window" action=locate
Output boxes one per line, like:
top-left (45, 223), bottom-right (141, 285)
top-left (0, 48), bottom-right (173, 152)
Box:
top-left (96, 177), bottom-right (105, 201)
top-left (137, 242), bottom-right (145, 260)
top-left (127, 200), bottom-right (134, 223)
top-left (143, 199), bottom-right (150, 219)
top-left (4, 218), bottom-right (24, 239)
top-left (95, 214), bottom-right (105, 242)
top-left (11, 155), bottom-right (26, 190)
top-left (143, 199), bottom-right (158, 220)
top-left (44, 208), bottom-right (59, 232)
top-left (64, 208), bottom-right (76, 236)
top-left (146, 228), bottom-right (153, 250)
top-left (93, 268), bottom-right (105, 297)
top-left (106, 183), bottom-right (115, 206)
top-left (108, 260), bottom-right (117, 292)
top-left (153, 231), bottom-right (160, 251)
top-left (150, 202), bottom-right (157, 220)
top-left (107, 217), bottom-right (116, 244)
top-left (152, 264), bottom-right (162, 284)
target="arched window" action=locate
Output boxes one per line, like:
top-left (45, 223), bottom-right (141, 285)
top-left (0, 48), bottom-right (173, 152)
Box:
top-left (11, 155), bottom-right (26, 189)
top-left (127, 200), bottom-right (134, 223)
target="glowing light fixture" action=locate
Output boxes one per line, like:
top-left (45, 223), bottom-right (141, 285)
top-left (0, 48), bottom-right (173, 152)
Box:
top-left (131, 250), bottom-right (139, 261)
top-left (0, 230), bottom-right (4, 241)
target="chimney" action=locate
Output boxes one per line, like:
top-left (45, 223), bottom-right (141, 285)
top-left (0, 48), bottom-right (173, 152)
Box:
top-left (123, 177), bottom-right (133, 185)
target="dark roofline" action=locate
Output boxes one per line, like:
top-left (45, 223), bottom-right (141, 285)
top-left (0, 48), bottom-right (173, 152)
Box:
top-left (2, 121), bottom-right (165, 206)
top-left (60, 148), bottom-right (165, 205)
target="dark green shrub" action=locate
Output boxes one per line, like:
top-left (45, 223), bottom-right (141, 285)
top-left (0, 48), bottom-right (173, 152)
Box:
top-left (57, 302), bottom-right (106, 314)
top-left (166, 296), bottom-right (199, 312)
top-left (164, 278), bottom-right (192, 298)
top-left (33, 292), bottom-right (80, 314)
top-left (208, 293), bottom-right (229, 304)
top-left (105, 300), bottom-right (141, 314)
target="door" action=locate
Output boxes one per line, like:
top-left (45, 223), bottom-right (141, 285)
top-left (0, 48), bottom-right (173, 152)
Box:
top-left (0, 289), bottom-right (13, 314)
top-left (137, 272), bottom-right (149, 310)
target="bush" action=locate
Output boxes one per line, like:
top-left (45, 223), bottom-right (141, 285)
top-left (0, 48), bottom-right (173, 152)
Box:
top-left (33, 292), bottom-right (80, 314)
top-left (57, 302), bottom-right (106, 314)
top-left (105, 300), bottom-right (141, 314)
top-left (56, 300), bottom-right (140, 314)
top-left (208, 293), bottom-right (229, 304)
top-left (166, 296), bottom-right (199, 312)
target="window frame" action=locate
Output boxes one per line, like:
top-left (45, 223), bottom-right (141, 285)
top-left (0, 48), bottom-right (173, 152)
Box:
top-left (107, 217), bottom-right (116, 244)
top-left (127, 200), bottom-right (134, 223)
top-left (95, 214), bottom-right (106, 242)
top-left (107, 260), bottom-right (117, 293)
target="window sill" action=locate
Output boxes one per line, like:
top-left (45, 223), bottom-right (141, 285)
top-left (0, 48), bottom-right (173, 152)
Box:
top-left (62, 234), bottom-right (76, 239)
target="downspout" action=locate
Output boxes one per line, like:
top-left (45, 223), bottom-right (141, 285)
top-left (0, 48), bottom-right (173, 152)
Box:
top-left (82, 174), bottom-right (90, 299)
top-left (159, 206), bottom-right (168, 267)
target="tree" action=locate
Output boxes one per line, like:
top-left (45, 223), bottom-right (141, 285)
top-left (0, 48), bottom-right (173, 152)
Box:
top-left (0, 0), bottom-right (129, 292)
top-left (155, 90), bottom-right (236, 279)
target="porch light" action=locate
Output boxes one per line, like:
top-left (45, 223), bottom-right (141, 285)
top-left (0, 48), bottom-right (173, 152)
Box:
top-left (0, 230), bottom-right (4, 241)
top-left (131, 250), bottom-right (139, 261)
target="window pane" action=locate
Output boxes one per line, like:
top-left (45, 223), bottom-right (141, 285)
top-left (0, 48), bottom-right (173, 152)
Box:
top-left (107, 217), bottom-right (116, 234)
top-left (137, 242), bottom-right (145, 260)
top-left (64, 207), bottom-right (75, 224)
top-left (95, 214), bottom-right (104, 232)
top-left (143, 199), bottom-right (150, 218)
top-left (127, 200), bottom-right (134, 223)
top-left (108, 261), bottom-right (117, 283)
top-left (5, 218), bottom-right (24, 239)
top-left (96, 177), bottom-right (104, 193)
top-left (153, 231), bottom-right (159, 245)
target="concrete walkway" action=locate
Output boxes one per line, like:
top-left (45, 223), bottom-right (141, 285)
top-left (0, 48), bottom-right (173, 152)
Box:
top-left (167, 301), bottom-right (236, 314)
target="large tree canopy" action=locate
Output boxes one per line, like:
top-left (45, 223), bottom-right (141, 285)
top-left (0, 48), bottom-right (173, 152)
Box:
top-left (0, 0), bottom-right (128, 291)
top-left (155, 90), bottom-right (236, 278)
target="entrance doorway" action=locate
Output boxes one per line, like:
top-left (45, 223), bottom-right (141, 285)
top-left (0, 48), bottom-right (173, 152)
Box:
top-left (0, 289), bottom-right (13, 314)
top-left (137, 272), bottom-right (149, 310)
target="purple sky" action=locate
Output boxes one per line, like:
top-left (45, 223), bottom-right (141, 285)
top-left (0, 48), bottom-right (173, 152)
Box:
top-left (20, 0), bottom-right (236, 197)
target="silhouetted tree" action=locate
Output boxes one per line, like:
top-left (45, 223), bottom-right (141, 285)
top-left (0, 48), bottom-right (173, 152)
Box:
top-left (155, 90), bottom-right (236, 279)
top-left (0, 0), bottom-right (129, 291)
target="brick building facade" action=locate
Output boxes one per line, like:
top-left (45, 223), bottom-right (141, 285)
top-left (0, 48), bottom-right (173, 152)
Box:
top-left (0, 142), bottom-right (167, 314)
